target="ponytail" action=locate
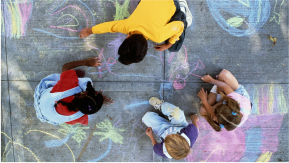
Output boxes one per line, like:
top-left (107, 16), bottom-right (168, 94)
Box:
top-left (205, 92), bottom-right (243, 132)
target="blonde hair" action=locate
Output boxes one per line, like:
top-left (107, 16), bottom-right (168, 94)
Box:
top-left (164, 134), bottom-right (190, 160)
top-left (204, 92), bottom-right (243, 132)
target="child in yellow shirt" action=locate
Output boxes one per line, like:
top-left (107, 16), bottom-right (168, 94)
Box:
top-left (79, 0), bottom-right (192, 65)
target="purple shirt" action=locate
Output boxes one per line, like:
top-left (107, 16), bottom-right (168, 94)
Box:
top-left (153, 124), bottom-right (199, 158)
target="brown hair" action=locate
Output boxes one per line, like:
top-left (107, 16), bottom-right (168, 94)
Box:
top-left (204, 92), bottom-right (243, 132)
top-left (164, 134), bottom-right (190, 160)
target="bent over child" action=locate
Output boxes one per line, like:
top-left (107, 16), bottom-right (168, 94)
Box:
top-left (198, 69), bottom-right (252, 131)
top-left (34, 57), bottom-right (113, 125)
top-left (142, 97), bottom-right (199, 160)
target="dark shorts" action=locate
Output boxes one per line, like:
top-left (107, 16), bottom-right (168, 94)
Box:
top-left (166, 0), bottom-right (187, 52)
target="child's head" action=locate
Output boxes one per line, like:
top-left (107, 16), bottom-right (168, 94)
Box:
top-left (205, 93), bottom-right (243, 132)
top-left (118, 33), bottom-right (148, 65)
top-left (164, 134), bottom-right (190, 160)
top-left (55, 82), bottom-right (104, 114)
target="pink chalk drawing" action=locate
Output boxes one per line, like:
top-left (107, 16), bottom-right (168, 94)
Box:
top-left (173, 75), bottom-right (186, 90)
top-left (2, 1), bottom-right (33, 38)
top-left (85, 35), bottom-right (205, 89)
top-left (33, 0), bottom-right (95, 39)
top-left (186, 114), bottom-right (284, 162)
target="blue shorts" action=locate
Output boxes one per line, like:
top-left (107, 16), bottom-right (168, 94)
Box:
top-left (234, 85), bottom-right (250, 101)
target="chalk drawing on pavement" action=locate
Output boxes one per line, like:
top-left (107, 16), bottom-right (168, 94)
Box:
top-left (45, 123), bottom-right (90, 147)
top-left (86, 118), bottom-right (125, 162)
top-left (269, 0), bottom-right (285, 24)
top-left (33, 0), bottom-right (95, 39)
top-left (1, 1), bottom-right (33, 38)
top-left (207, 0), bottom-right (271, 36)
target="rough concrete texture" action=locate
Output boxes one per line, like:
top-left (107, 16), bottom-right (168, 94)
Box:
top-left (1, 0), bottom-right (288, 162)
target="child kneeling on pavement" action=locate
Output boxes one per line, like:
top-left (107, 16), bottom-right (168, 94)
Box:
top-left (142, 97), bottom-right (199, 160)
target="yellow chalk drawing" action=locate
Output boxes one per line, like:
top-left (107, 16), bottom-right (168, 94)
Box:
top-left (1, 129), bottom-right (75, 162)
top-left (1, 131), bottom-right (40, 162)
top-left (256, 151), bottom-right (272, 162)
top-left (113, 0), bottom-right (130, 21)
top-left (93, 119), bottom-right (125, 144)
top-left (269, 0), bottom-right (285, 24)
top-left (58, 123), bottom-right (90, 146)
top-left (18, 155), bottom-right (21, 162)
top-left (251, 84), bottom-right (287, 115)
top-left (226, 17), bottom-right (245, 28)
top-left (201, 148), bottom-right (225, 162)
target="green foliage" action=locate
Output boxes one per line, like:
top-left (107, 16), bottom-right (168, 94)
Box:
top-left (93, 119), bottom-right (125, 144)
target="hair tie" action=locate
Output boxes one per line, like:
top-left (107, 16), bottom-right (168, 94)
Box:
top-left (88, 105), bottom-right (92, 111)
top-left (223, 101), bottom-right (227, 104)
top-left (219, 124), bottom-right (225, 129)
top-left (232, 111), bottom-right (237, 115)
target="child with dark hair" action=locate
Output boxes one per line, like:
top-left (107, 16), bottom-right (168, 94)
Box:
top-left (79, 0), bottom-right (193, 65)
top-left (34, 57), bottom-right (113, 125)
top-left (142, 97), bottom-right (199, 160)
top-left (198, 69), bottom-right (252, 131)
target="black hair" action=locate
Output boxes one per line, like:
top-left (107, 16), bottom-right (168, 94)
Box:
top-left (118, 34), bottom-right (148, 65)
top-left (55, 82), bottom-right (103, 115)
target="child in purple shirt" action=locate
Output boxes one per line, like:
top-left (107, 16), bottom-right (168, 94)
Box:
top-left (198, 69), bottom-right (252, 131)
top-left (142, 97), bottom-right (199, 160)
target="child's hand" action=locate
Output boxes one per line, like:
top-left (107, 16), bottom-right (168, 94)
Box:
top-left (86, 57), bottom-right (101, 67)
top-left (198, 87), bottom-right (208, 102)
top-left (201, 75), bottom-right (214, 83)
top-left (79, 28), bottom-right (93, 38)
top-left (98, 89), bottom-right (114, 106)
top-left (146, 127), bottom-right (154, 137)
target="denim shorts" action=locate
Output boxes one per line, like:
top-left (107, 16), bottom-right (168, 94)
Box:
top-left (234, 85), bottom-right (250, 101)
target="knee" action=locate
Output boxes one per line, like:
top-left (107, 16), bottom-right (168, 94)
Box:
top-left (142, 111), bottom-right (153, 123)
top-left (219, 69), bottom-right (231, 81)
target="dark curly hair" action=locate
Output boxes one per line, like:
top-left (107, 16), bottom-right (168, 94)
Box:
top-left (55, 82), bottom-right (103, 115)
top-left (118, 34), bottom-right (148, 65)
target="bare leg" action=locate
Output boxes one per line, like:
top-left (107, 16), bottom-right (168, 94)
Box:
top-left (217, 69), bottom-right (240, 91)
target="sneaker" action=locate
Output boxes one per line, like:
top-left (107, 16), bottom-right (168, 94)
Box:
top-left (149, 97), bottom-right (164, 110)
top-left (179, 0), bottom-right (193, 27)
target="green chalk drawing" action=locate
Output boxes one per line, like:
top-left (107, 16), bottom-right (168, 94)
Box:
top-left (58, 123), bottom-right (90, 146)
top-left (93, 119), bottom-right (125, 144)
top-left (113, 0), bottom-right (130, 21)
top-left (238, 0), bottom-right (250, 7)
top-left (56, 14), bottom-right (79, 27)
top-left (226, 17), bottom-right (245, 28)
top-left (1, 10), bottom-right (4, 34)
top-left (269, 0), bottom-right (285, 24)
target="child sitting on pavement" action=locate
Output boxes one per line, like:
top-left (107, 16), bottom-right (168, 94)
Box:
top-left (34, 57), bottom-right (113, 125)
top-left (198, 69), bottom-right (252, 131)
top-left (142, 97), bottom-right (199, 160)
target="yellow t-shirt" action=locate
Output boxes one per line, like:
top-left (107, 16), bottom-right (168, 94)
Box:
top-left (92, 0), bottom-right (184, 44)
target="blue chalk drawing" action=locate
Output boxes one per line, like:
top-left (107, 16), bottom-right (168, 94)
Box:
top-left (34, 0), bottom-right (95, 38)
top-left (240, 127), bottom-right (263, 161)
top-left (87, 139), bottom-right (112, 162)
top-left (207, 0), bottom-right (270, 36)
top-left (159, 83), bottom-right (173, 100)
top-left (44, 133), bottom-right (74, 148)
top-left (33, 28), bottom-right (79, 39)
top-left (124, 101), bottom-right (150, 110)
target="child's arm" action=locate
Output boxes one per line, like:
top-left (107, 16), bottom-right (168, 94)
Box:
top-left (146, 127), bottom-right (157, 146)
top-left (190, 114), bottom-right (199, 132)
top-left (201, 75), bottom-right (234, 95)
top-left (62, 57), bottom-right (101, 72)
top-left (198, 88), bottom-right (215, 118)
